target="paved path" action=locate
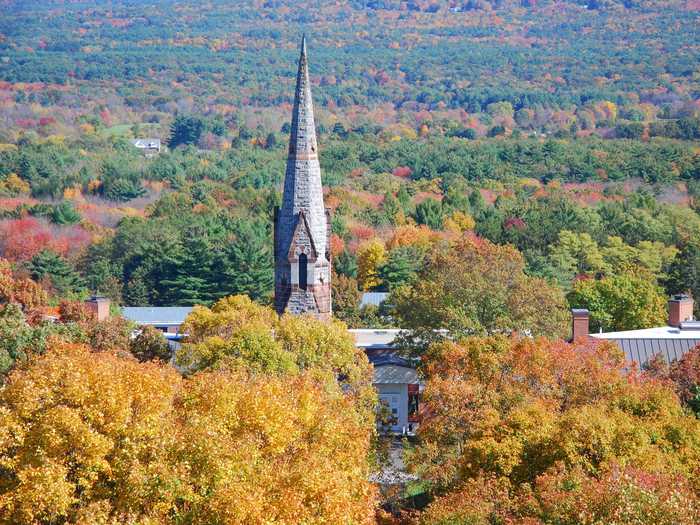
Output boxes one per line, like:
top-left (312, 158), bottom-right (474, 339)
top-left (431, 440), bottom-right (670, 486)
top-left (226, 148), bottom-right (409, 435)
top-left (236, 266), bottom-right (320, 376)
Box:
top-left (370, 437), bottom-right (418, 485)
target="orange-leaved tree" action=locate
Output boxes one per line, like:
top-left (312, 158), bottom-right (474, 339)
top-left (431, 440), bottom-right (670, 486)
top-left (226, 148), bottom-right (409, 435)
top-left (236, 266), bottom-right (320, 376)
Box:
top-left (411, 335), bottom-right (700, 524)
top-left (0, 258), bottom-right (47, 312)
top-left (420, 467), bottom-right (700, 525)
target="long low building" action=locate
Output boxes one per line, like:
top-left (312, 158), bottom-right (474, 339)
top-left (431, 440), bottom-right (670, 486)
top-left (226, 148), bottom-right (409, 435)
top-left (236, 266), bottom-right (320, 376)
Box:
top-left (573, 294), bottom-right (700, 368)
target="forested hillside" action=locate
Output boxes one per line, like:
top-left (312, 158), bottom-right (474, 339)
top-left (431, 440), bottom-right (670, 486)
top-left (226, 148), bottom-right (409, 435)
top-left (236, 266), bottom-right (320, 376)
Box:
top-left (0, 0), bottom-right (698, 328)
top-left (2, 2), bottom-right (700, 524)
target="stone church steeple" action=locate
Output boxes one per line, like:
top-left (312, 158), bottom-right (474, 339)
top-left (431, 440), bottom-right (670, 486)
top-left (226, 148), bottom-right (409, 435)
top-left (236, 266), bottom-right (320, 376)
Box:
top-left (274, 36), bottom-right (332, 320)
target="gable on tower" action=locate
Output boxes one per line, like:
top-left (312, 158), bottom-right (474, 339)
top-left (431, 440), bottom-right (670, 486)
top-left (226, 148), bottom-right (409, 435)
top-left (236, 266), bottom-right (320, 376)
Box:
top-left (287, 210), bottom-right (318, 262)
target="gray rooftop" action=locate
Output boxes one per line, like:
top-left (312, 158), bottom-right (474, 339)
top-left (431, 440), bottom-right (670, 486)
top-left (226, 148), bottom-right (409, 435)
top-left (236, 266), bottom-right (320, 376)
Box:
top-left (592, 325), bottom-right (700, 367)
top-left (360, 292), bottom-right (389, 308)
top-left (374, 364), bottom-right (419, 385)
top-left (122, 306), bottom-right (193, 326)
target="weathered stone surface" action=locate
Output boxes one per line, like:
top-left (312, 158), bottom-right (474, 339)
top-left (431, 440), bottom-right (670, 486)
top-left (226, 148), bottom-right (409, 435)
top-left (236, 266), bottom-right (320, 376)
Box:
top-left (274, 36), bottom-right (332, 320)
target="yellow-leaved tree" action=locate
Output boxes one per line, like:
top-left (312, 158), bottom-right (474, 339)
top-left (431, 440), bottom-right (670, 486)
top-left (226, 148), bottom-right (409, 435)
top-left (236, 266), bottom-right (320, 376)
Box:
top-left (176, 369), bottom-right (376, 523)
top-left (0, 343), bottom-right (182, 524)
top-left (356, 238), bottom-right (386, 291)
top-left (0, 296), bottom-right (378, 524)
top-left (177, 295), bottom-right (377, 426)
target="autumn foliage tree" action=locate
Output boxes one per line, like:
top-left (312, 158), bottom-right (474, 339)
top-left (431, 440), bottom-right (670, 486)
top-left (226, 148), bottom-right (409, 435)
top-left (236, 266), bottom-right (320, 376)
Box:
top-left (0, 343), bottom-right (182, 523)
top-left (176, 295), bottom-right (376, 415)
top-left (0, 303), bottom-right (379, 523)
top-left (357, 238), bottom-right (386, 291)
top-left (648, 345), bottom-right (700, 417)
top-left (0, 258), bottom-right (47, 312)
top-left (420, 467), bottom-right (700, 525)
top-left (411, 335), bottom-right (700, 524)
top-left (391, 236), bottom-right (569, 349)
top-left (176, 369), bottom-right (376, 524)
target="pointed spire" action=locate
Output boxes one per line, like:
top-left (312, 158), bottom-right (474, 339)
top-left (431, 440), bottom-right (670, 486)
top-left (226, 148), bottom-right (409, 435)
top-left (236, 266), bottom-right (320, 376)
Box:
top-left (288, 34), bottom-right (317, 160)
top-left (278, 34), bottom-right (327, 259)
top-left (275, 35), bottom-right (332, 319)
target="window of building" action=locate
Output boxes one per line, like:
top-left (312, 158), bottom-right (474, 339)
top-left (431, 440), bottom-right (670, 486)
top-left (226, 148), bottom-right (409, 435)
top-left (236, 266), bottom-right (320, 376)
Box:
top-left (299, 253), bottom-right (308, 290)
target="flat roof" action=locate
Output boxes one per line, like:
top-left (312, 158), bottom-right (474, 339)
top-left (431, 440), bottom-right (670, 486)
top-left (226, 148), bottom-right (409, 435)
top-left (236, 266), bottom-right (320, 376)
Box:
top-left (122, 306), bottom-right (194, 326)
top-left (349, 329), bottom-right (402, 349)
top-left (591, 325), bottom-right (700, 340)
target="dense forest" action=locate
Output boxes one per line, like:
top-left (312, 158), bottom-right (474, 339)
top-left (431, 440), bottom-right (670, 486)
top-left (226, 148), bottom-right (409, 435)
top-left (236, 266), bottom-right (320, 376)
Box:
top-left (1, 1), bottom-right (700, 523)
top-left (0, 0), bottom-right (699, 328)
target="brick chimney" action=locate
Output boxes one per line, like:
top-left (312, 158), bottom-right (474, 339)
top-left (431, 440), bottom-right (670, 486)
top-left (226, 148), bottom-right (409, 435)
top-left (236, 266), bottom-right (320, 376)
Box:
top-left (571, 309), bottom-right (590, 341)
top-left (668, 294), bottom-right (694, 327)
top-left (85, 296), bottom-right (110, 322)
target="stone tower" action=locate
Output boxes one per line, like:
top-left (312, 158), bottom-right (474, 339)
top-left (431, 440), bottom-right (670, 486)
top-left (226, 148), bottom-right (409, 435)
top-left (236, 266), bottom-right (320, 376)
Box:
top-left (274, 36), bottom-right (332, 320)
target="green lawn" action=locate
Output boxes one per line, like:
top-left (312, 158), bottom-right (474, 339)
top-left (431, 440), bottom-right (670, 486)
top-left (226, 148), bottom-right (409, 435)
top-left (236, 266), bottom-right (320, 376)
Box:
top-left (101, 123), bottom-right (161, 138)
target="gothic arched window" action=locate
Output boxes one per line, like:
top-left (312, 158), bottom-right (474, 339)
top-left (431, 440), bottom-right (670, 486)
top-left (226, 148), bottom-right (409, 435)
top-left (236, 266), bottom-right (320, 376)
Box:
top-left (299, 253), bottom-right (308, 291)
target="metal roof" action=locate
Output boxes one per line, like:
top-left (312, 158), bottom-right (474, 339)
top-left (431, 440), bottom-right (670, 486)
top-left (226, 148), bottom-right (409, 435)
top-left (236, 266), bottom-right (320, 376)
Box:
top-left (122, 306), bottom-right (193, 326)
top-left (360, 292), bottom-right (389, 308)
top-left (374, 364), bottom-right (419, 385)
top-left (592, 325), bottom-right (700, 366)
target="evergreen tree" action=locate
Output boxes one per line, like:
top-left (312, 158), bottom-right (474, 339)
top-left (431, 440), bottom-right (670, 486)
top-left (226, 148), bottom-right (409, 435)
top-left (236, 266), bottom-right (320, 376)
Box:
top-left (219, 220), bottom-right (273, 302)
top-left (168, 115), bottom-right (205, 148)
top-left (159, 232), bottom-right (218, 306)
top-left (102, 177), bottom-right (146, 202)
top-left (664, 242), bottom-right (700, 318)
top-left (379, 246), bottom-right (422, 291)
top-left (380, 192), bottom-right (401, 225)
top-left (208, 117), bottom-right (226, 136)
top-left (124, 270), bottom-right (152, 306)
top-left (414, 198), bottom-right (444, 230)
top-left (50, 201), bottom-right (81, 225)
top-left (335, 250), bottom-right (358, 278)
top-left (396, 185), bottom-right (412, 212)
top-left (27, 250), bottom-right (86, 297)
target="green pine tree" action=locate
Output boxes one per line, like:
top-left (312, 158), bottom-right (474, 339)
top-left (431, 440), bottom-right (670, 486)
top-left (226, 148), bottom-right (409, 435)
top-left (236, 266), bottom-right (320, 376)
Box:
top-left (379, 246), bottom-right (422, 291)
top-left (159, 232), bottom-right (218, 305)
top-left (413, 198), bottom-right (444, 230)
top-left (50, 201), bottom-right (81, 225)
top-left (219, 221), bottom-right (273, 301)
top-left (27, 250), bottom-right (86, 297)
